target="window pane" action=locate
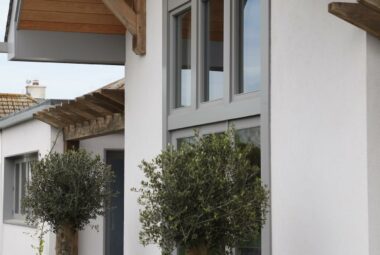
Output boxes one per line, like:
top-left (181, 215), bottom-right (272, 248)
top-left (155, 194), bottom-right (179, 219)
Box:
top-left (235, 127), bottom-right (260, 147)
top-left (21, 162), bottom-right (27, 214)
top-left (239, 0), bottom-right (261, 94)
top-left (175, 9), bottom-right (192, 108)
top-left (204, 0), bottom-right (224, 101)
top-left (14, 164), bottom-right (20, 214)
top-left (177, 136), bottom-right (195, 149)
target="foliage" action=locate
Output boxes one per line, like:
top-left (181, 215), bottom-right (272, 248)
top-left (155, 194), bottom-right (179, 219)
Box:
top-left (23, 149), bottom-right (116, 233)
top-left (136, 129), bottom-right (270, 255)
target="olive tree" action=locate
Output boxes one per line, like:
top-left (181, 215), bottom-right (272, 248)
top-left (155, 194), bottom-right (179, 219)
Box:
top-left (136, 130), bottom-right (270, 255)
top-left (23, 150), bottom-right (115, 255)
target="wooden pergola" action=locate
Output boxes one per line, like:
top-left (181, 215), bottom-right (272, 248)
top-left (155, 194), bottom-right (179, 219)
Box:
top-left (17, 0), bottom-right (146, 55)
top-left (34, 79), bottom-right (124, 146)
top-left (329, 0), bottom-right (380, 39)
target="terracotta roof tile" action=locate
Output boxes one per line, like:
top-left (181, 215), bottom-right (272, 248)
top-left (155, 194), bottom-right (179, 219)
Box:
top-left (0, 93), bottom-right (38, 118)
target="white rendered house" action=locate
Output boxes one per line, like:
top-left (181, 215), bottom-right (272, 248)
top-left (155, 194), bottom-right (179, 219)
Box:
top-left (2, 0), bottom-right (380, 255)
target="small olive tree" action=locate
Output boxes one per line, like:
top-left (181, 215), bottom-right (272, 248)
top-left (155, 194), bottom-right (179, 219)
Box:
top-left (136, 130), bottom-right (270, 255)
top-left (23, 150), bottom-right (115, 255)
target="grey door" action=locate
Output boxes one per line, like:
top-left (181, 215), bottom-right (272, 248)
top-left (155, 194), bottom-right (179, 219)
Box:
top-left (105, 150), bottom-right (124, 255)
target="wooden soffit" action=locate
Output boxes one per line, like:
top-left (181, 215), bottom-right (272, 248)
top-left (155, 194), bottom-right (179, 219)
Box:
top-left (18, 0), bottom-right (126, 35)
top-left (34, 79), bottom-right (125, 141)
top-left (17, 0), bottom-right (146, 55)
top-left (329, 0), bottom-right (380, 39)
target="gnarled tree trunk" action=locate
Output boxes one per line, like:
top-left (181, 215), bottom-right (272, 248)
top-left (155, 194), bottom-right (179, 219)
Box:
top-left (55, 224), bottom-right (78, 255)
top-left (187, 244), bottom-right (209, 255)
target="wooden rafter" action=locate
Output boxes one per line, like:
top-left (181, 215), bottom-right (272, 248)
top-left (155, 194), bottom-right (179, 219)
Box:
top-left (102, 0), bottom-right (146, 55)
top-left (329, 1), bottom-right (380, 40)
top-left (34, 79), bottom-right (125, 141)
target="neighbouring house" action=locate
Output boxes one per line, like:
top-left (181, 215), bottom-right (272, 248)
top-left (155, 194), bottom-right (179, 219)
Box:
top-left (2, 0), bottom-right (380, 255)
top-left (0, 81), bottom-right (125, 255)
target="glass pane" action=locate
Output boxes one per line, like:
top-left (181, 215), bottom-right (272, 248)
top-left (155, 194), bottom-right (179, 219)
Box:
top-left (21, 162), bottom-right (27, 214)
top-left (175, 9), bottom-right (192, 108)
top-left (235, 127), bottom-right (260, 147)
top-left (239, 0), bottom-right (261, 94)
top-left (177, 136), bottom-right (195, 149)
top-left (204, 0), bottom-right (224, 101)
top-left (14, 164), bottom-right (20, 214)
top-left (235, 127), bottom-right (261, 254)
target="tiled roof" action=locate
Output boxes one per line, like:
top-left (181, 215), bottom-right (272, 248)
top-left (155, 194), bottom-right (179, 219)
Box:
top-left (0, 93), bottom-right (38, 118)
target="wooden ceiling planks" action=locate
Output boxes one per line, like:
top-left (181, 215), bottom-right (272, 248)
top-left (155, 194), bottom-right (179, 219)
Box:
top-left (34, 80), bottom-right (125, 140)
top-left (18, 0), bottom-right (126, 35)
top-left (329, 0), bottom-right (380, 40)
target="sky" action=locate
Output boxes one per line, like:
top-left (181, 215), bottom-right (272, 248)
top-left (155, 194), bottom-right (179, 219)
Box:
top-left (0, 1), bottom-right (124, 99)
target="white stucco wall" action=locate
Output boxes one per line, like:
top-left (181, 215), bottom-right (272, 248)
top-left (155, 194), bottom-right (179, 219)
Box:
top-left (79, 133), bottom-right (124, 255)
top-left (271, 1), bottom-right (369, 255)
top-left (0, 119), bottom-right (57, 255)
top-left (123, 0), bottom-right (163, 254)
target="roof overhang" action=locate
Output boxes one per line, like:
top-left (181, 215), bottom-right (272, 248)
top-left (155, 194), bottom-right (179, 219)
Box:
top-left (5, 0), bottom-right (129, 64)
top-left (34, 79), bottom-right (125, 141)
top-left (329, 0), bottom-right (380, 40)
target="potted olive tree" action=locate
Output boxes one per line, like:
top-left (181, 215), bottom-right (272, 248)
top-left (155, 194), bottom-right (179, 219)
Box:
top-left (23, 150), bottom-right (116, 255)
top-left (136, 130), bottom-right (270, 255)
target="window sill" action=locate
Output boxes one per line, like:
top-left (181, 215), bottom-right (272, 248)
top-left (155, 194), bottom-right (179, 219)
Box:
top-left (3, 219), bottom-right (35, 228)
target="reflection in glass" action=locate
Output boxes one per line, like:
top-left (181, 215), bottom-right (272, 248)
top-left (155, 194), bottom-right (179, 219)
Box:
top-left (204, 0), bottom-right (224, 101)
top-left (239, 0), bottom-right (261, 94)
top-left (175, 9), bottom-right (192, 108)
top-left (236, 127), bottom-right (261, 254)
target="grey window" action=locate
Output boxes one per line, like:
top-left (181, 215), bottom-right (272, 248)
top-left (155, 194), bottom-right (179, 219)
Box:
top-left (203, 0), bottom-right (224, 102)
top-left (175, 8), bottom-right (192, 108)
top-left (13, 158), bottom-right (33, 219)
top-left (238, 0), bottom-right (261, 94)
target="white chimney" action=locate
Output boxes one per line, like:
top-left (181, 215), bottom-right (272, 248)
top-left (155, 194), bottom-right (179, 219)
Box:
top-left (26, 80), bottom-right (46, 99)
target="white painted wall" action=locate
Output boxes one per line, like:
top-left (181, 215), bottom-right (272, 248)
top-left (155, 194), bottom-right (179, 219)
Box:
top-left (271, 1), bottom-right (369, 255)
top-left (123, 0), bottom-right (163, 254)
top-left (367, 34), bottom-right (380, 255)
top-left (0, 119), bottom-right (57, 255)
top-left (79, 133), bottom-right (124, 255)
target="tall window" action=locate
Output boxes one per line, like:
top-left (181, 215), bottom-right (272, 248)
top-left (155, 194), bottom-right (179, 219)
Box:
top-left (175, 8), bottom-right (192, 108)
top-left (238, 0), bottom-right (261, 94)
top-left (13, 157), bottom-right (33, 218)
top-left (203, 0), bottom-right (224, 102)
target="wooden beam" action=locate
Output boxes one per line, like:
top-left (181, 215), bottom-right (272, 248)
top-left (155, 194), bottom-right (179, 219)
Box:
top-left (75, 99), bottom-right (114, 116)
top-left (34, 112), bottom-right (66, 128)
top-left (101, 0), bottom-right (137, 35)
top-left (91, 92), bottom-right (124, 111)
top-left (359, 0), bottom-right (380, 12)
top-left (64, 113), bottom-right (124, 141)
top-left (101, 0), bottom-right (146, 55)
top-left (100, 89), bottom-right (124, 105)
top-left (82, 95), bottom-right (123, 113)
top-left (329, 2), bottom-right (380, 39)
top-left (133, 0), bottom-right (146, 55)
top-left (62, 102), bottom-right (100, 120)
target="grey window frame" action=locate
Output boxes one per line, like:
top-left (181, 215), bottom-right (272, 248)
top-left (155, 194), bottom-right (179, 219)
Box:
top-left (166, 0), bottom-right (268, 132)
top-left (169, 2), bottom-right (194, 110)
top-left (163, 0), bottom-right (271, 254)
top-left (13, 157), bottom-right (33, 220)
top-left (3, 152), bottom-right (38, 225)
